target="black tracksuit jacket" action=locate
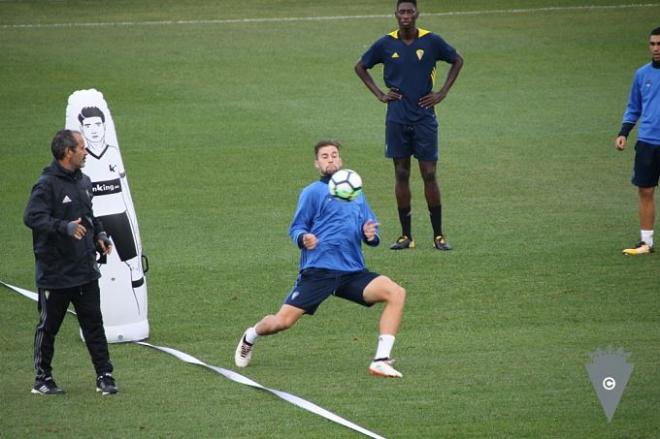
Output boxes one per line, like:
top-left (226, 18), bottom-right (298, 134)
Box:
top-left (24, 160), bottom-right (103, 289)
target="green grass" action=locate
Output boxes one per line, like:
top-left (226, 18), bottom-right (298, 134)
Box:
top-left (2, 1), bottom-right (660, 437)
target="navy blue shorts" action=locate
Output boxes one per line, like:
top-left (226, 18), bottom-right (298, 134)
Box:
top-left (284, 268), bottom-right (380, 315)
top-left (385, 120), bottom-right (438, 161)
top-left (632, 140), bottom-right (660, 187)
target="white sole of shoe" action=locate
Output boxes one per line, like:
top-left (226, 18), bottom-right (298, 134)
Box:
top-left (368, 368), bottom-right (402, 378)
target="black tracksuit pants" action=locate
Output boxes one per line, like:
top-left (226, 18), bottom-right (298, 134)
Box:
top-left (34, 280), bottom-right (113, 380)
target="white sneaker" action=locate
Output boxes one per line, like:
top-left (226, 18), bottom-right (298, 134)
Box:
top-left (368, 359), bottom-right (403, 378)
top-left (234, 331), bottom-right (254, 368)
top-left (622, 241), bottom-right (654, 255)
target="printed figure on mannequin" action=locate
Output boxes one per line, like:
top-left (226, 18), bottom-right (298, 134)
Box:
top-left (78, 106), bottom-right (144, 308)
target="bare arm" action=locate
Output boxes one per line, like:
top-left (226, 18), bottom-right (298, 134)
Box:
top-left (419, 53), bottom-right (464, 109)
top-left (354, 60), bottom-right (402, 103)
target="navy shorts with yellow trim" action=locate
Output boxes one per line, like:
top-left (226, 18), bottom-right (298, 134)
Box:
top-left (284, 268), bottom-right (379, 315)
top-left (385, 119), bottom-right (438, 161)
top-left (632, 140), bottom-right (660, 187)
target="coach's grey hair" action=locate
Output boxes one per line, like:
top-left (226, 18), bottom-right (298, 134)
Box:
top-left (51, 129), bottom-right (81, 160)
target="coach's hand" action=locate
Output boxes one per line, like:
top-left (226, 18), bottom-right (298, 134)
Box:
top-left (96, 232), bottom-right (113, 256)
top-left (67, 218), bottom-right (87, 240)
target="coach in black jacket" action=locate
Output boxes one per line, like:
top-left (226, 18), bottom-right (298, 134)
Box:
top-left (24, 129), bottom-right (118, 396)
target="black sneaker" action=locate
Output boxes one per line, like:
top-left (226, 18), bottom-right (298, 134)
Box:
top-left (390, 235), bottom-right (415, 250)
top-left (434, 235), bottom-right (452, 251)
top-left (96, 373), bottom-right (118, 395)
top-left (31, 377), bottom-right (65, 395)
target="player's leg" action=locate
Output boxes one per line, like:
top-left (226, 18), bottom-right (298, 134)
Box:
top-left (418, 159), bottom-right (450, 250)
top-left (639, 185), bottom-right (655, 244)
top-left (334, 271), bottom-right (406, 377)
top-left (415, 121), bottom-right (451, 250)
top-left (71, 281), bottom-right (117, 395)
top-left (255, 304), bottom-right (305, 336)
top-left (32, 287), bottom-right (73, 394)
top-left (235, 269), bottom-right (334, 368)
top-left (391, 157), bottom-right (415, 249)
top-left (235, 305), bottom-right (304, 368)
top-left (624, 141), bottom-right (659, 254)
top-left (393, 157), bottom-right (413, 224)
top-left (386, 122), bottom-right (415, 249)
top-left (362, 275), bottom-right (406, 338)
top-left (418, 159), bottom-right (440, 207)
top-left (418, 160), bottom-right (442, 240)
top-left (362, 275), bottom-right (406, 377)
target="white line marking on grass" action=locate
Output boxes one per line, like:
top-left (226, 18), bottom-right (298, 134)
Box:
top-left (1, 3), bottom-right (659, 29)
top-left (138, 342), bottom-right (388, 439)
top-left (0, 281), bottom-right (387, 439)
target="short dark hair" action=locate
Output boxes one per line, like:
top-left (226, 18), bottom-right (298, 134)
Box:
top-left (397, 0), bottom-right (417, 7)
top-left (78, 106), bottom-right (105, 123)
top-left (51, 129), bottom-right (80, 160)
top-left (651, 27), bottom-right (660, 36)
top-left (314, 139), bottom-right (341, 157)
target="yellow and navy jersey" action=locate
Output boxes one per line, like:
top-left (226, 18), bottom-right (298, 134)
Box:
top-left (361, 28), bottom-right (458, 123)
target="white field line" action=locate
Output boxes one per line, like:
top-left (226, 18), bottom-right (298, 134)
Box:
top-left (1, 280), bottom-right (386, 439)
top-left (1, 3), bottom-right (659, 30)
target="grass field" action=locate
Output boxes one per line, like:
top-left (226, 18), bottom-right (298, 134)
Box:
top-left (1, 1), bottom-right (659, 437)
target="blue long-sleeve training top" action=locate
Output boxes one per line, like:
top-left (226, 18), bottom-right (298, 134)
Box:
top-left (289, 176), bottom-right (379, 272)
top-left (622, 62), bottom-right (660, 145)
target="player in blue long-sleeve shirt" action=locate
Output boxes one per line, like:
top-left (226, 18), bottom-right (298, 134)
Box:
top-left (235, 140), bottom-right (406, 378)
top-left (289, 172), bottom-right (379, 272)
top-left (616, 27), bottom-right (660, 255)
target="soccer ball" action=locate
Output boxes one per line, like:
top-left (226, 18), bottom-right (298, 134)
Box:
top-left (329, 169), bottom-right (362, 201)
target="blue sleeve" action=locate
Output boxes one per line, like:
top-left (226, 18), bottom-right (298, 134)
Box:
top-left (622, 71), bottom-right (642, 124)
top-left (361, 38), bottom-right (385, 69)
top-left (289, 186), bottom-right (317, 248)
top-left (432, 34), bottom-right (458, 63)
top-left (361, 194), bottom-right (380, 247)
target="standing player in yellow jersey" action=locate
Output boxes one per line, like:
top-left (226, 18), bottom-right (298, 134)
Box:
top-left (355, 0), bottom-right (463, 251)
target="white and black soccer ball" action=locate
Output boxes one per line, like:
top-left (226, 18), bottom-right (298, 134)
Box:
top-left (328, 169), bottom-right (362, 201)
